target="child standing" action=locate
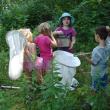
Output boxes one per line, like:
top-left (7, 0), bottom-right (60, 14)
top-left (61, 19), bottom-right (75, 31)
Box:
top-left (19, 29), bottom-right (36, 82)
top-left (53, 12), bottom-right (77, 53)
top-left (83, 26), bottom-right (110, 92)
top-left (34, 22), bottom-right (57, 84)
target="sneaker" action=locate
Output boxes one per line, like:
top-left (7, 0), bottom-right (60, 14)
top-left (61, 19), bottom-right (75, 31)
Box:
top-left (69, 86), bottom-right (75, 91)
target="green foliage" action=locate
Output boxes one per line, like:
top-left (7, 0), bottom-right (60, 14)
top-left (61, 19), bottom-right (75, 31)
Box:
top-left (0, 0), bottom-right (110, 109)
top-left (1, 0), bottom-right (110, 52)
top-left (0, 52), bottom-right (110, 109)
top-left (25, 0), bottom-right (54, 28)
top-left (72, 0), bottom-right (110, 51)
top-left (1, 3), bottom-right (27, 29)
top-left (0, 25), bottom-right (8, 51)
top-left (0, 51), bottom-right (9, 83)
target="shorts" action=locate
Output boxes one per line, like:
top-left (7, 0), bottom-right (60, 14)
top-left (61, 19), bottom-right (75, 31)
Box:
top-left (35, 57), bottom-right (52, 72)
top-left (91, 74), bottom-right (108, 91)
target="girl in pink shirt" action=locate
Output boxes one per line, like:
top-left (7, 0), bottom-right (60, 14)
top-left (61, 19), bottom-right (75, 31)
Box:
top-left (34, 22), bottom-right (57, 84)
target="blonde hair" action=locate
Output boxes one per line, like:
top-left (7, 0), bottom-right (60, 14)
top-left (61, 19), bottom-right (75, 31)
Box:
top-left (38, 22), bottom-right (51, 35)
top-left (18, 28), bottom-right (33, 42)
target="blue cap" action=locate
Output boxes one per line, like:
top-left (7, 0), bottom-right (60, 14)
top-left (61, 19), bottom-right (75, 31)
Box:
top-left (59, 12), bottom-right (75, 24)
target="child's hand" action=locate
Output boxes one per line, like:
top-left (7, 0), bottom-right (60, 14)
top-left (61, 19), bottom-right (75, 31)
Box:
top-left (53, 31), bottom-right (63, 35)
top-left (57, 31), bottom-right (63, 35)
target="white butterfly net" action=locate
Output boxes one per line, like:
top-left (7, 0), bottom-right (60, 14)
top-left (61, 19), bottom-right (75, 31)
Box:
top-left (6, 30), bottom-right (26, 80)
top-left (53, 50), bottom-right (81, 90)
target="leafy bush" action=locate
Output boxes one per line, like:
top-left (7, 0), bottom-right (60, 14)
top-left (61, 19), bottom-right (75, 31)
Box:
top-left (25, 0), bottom-right (54, 28)
top-left (1, 3), bottom-right (27, 30)
top-left (0, 25), bottom-right (8, 51)
top-left (71, 0), bottom-right (110, 52)
top-left (0, 0), bottom-right (110, 109)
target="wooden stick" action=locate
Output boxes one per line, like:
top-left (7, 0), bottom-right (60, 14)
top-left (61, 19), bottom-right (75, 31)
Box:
top-left (75, 52), bottom-right (91, 56)
top-left (0, 85), bottom-right (20, 89)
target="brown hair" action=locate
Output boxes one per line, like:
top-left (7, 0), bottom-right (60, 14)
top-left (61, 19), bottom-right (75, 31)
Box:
top-left (59, 16), bottom-right (72, 27)
top-left (95, 26), bottom-right (110, 40)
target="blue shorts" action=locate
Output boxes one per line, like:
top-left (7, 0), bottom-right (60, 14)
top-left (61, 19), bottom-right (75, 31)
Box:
top-left (91, 74), bottom-right (108, 91)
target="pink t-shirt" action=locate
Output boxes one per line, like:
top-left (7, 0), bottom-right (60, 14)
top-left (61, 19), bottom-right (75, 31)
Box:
top-left (34, 34), bottom-right (53, 60)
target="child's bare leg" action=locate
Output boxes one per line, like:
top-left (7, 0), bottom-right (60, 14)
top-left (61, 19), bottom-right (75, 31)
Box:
top-left (37, 69), bottom-right (43, 84)
top-left (42, 69), bottom-right (46, 76)
top-left (25, 71), bottom-right (32, 82)
top-left (23, 62), bottom-right (32, 83)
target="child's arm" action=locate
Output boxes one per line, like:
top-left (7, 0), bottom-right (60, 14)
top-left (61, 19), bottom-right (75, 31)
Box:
top-left (69, 28), bottom-right (77, 49)
top-left (53, 31), bottom-right (63, 36)
top-left (80, 53), bottom-right (96, 65)
top-left (24, 43), bottom-right (36, 61)
top-left (31, 43), bottom-right (36, 61)
top-left (24, 45), bottom-right (31, 60)
top-left (50, 32), bottom-right (57, 47)
top-left (84, 56), bottom-right (95, 65)
top-left (69, 37), bottom-right (76, 49)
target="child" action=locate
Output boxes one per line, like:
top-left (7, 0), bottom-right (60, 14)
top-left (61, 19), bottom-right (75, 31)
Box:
top-left (34, 22), bottom-right (57, 84)
top-left (83, 26), bottom-right (110, 92)
top-left (53, 12), bottom-right (77, 53)
top-left (19, 28), bottom-right (36, 82)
